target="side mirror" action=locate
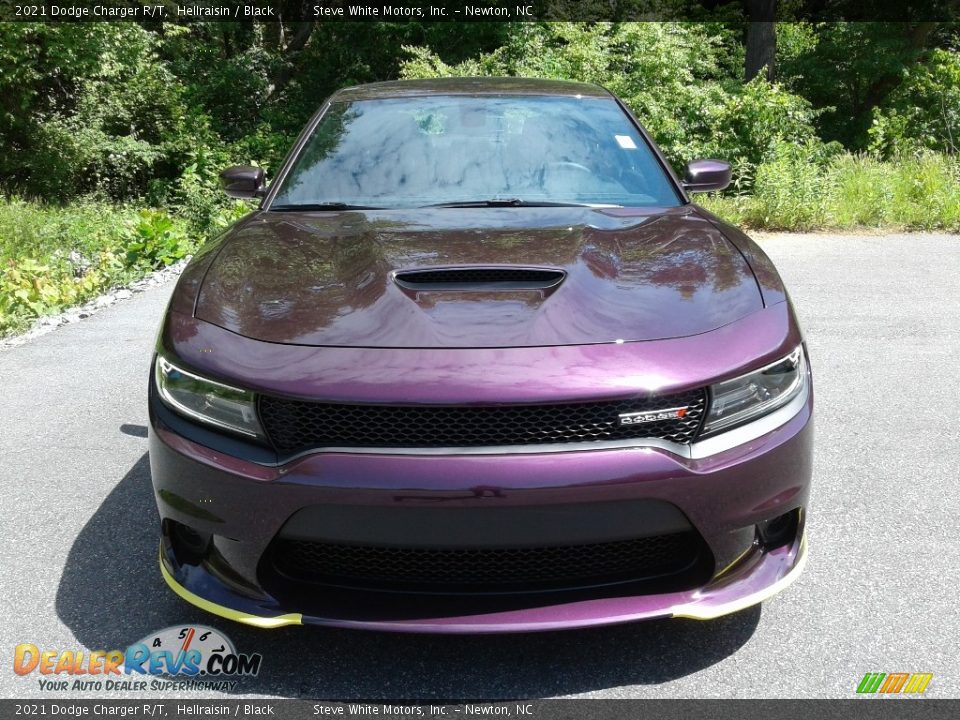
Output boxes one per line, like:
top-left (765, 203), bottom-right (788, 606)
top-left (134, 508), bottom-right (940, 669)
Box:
top-left (682, 159), bottom-right (731, 193)
top-left (219, 166), bottom-right (265, 199)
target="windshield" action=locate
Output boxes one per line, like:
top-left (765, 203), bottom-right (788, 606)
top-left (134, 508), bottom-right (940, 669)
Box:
top-left (270, 95), bottom-right (682, 209)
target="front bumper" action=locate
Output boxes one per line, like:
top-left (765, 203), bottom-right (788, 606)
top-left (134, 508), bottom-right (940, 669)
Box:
top-left (149, 388), bottom-right (812, 633)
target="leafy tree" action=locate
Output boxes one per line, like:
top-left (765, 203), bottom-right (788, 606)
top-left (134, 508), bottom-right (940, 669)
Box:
top-left (777, 22), bottom-right (946, 148)
top-left (869, 48), bottom-right (960, 155)
top-left (0, 24), bottom-right (206, 201)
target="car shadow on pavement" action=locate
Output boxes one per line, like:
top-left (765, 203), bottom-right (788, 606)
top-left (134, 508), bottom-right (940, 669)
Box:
top-left (57, 452), bottom-right (760, 699)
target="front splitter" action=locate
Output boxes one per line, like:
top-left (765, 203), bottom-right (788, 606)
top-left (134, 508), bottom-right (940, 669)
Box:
top-left (159, 533), bottom-right (806, 633)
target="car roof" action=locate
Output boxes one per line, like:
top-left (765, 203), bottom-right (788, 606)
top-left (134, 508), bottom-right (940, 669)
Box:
top-left (332, 77), bottom-right (613, 102)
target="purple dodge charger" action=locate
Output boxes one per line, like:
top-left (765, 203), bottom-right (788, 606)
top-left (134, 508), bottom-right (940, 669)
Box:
top-left (150, 78), bottom-right (812, 632)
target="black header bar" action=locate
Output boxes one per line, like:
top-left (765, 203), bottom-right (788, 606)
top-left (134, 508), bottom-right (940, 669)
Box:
top-left (2, 0), bottom-right (959, 23)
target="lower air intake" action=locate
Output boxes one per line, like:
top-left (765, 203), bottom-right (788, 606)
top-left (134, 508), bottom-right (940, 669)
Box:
top-left (270, 532), bottom-right (704, 593)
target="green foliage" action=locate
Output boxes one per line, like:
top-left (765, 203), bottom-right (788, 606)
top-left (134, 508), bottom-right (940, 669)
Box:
top-left (699, 149), bottom-right (960, 231)
top-left (776, 22), bottom-right (946, 149)
top-left (0, 200), bottom-right (197, 336)
top-left (124, 211), bottom-right (194, 270)
top-left (0, 24), bottom-right (116, 159)
top-left (161, 24), bottom-right (271, 141)
top-left (681, 77), bottom-right (821, 182)
top-left (743, 141), bottom-right (833, 229)
top-left (2, 24), bottom-right (190, 200)
top-left (869, 49), bottom-right (960, 156)
top-left (0, 22), bottom-right (270, 234)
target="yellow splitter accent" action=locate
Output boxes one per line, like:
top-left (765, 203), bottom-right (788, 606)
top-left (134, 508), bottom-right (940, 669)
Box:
top-left (160, 536), bottom-right (807, 628)
top-left (672, 534), bottom-right (808, 620)
top-left (160, 551), bottom-right (302, 629)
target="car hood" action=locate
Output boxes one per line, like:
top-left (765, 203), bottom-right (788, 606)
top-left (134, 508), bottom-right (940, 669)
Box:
top-left (195, 206), bottom-right (763, 348)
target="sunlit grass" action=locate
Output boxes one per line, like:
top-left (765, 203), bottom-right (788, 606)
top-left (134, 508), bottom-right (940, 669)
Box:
top-left (700, 152), bottom-right (960, 232)
top-left (0, 199), bottom-right (195, 337)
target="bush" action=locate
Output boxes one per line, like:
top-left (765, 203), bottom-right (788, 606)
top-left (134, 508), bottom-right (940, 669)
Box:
top-left (0, 200), bottom-right (199, 337)
top-left (123, 210), bottom-right (195, 271)
top-left (869, 49), bottom-right (960, 156)
top-left (745, 141), bottom-right (840, 229)
top-left (687, 77), bottom-right (821, 185)
top-left (699, 150), bottom-right (960, 231)
top-left (825, 154), bottom-right (891, 227)
top-left (3, 24), bottom-right (194, 201)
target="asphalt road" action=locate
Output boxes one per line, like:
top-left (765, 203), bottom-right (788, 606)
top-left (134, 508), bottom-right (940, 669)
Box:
top-left (1, 233), bottom-right (958, 700)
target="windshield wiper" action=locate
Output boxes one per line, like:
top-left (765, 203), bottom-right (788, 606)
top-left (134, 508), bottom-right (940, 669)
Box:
top-left (422, 199), bottom-right (608, 208)
top-left (268, 203), bottom-right (382, 211)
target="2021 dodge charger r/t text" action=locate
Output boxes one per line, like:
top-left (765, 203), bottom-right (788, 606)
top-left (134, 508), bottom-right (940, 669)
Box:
top-left (149, 78), bottom-right (812, 632)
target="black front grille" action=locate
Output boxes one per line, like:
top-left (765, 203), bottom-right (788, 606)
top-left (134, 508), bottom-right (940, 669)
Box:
top-left (258, 389), bottom-right (706, 452)
top-left (271, 532), bottom-right (702, 592)
top-left (395, 267), bottom-right (564, 287)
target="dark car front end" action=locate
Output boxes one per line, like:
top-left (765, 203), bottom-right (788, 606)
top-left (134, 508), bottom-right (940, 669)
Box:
top-left (149, 79), bottom-right (812, 632)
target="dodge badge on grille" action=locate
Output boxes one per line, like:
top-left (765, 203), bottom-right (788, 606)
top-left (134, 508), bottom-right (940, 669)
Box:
top-left (618, 407), bottom-right (689, 425)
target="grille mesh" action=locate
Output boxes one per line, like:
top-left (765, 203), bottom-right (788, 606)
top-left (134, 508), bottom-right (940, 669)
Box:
top-left (271, 533), bottom-right (701, 591)
top-left (395, 268), bottom-right (564, 286)
top-left (258, 389), bottom-right (706, 452)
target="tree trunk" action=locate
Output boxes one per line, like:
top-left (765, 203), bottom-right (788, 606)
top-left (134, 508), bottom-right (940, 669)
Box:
top-left (264, 20), bottom-right (316, 102)
top-left (745, 0), bottom-right (777, 82)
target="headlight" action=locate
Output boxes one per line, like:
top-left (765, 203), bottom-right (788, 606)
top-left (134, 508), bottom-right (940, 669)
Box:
top-left (701, 346), bottom-right (807, 437)
top-left (154, 355), bottom-right (264, 438)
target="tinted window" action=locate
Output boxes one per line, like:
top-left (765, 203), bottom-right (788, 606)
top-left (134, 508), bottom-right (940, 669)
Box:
top-left (272, 95), bottom-right (681, 209)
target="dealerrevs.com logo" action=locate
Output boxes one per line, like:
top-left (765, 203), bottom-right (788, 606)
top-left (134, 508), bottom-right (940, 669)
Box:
top-left (13, 625), bottom-right (262, 692)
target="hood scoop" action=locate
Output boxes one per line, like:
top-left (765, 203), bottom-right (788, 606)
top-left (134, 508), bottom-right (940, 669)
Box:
top-left (394, 267), bottom-right (566, 291)
top-left (195, 209), bottom-right (766, 347)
